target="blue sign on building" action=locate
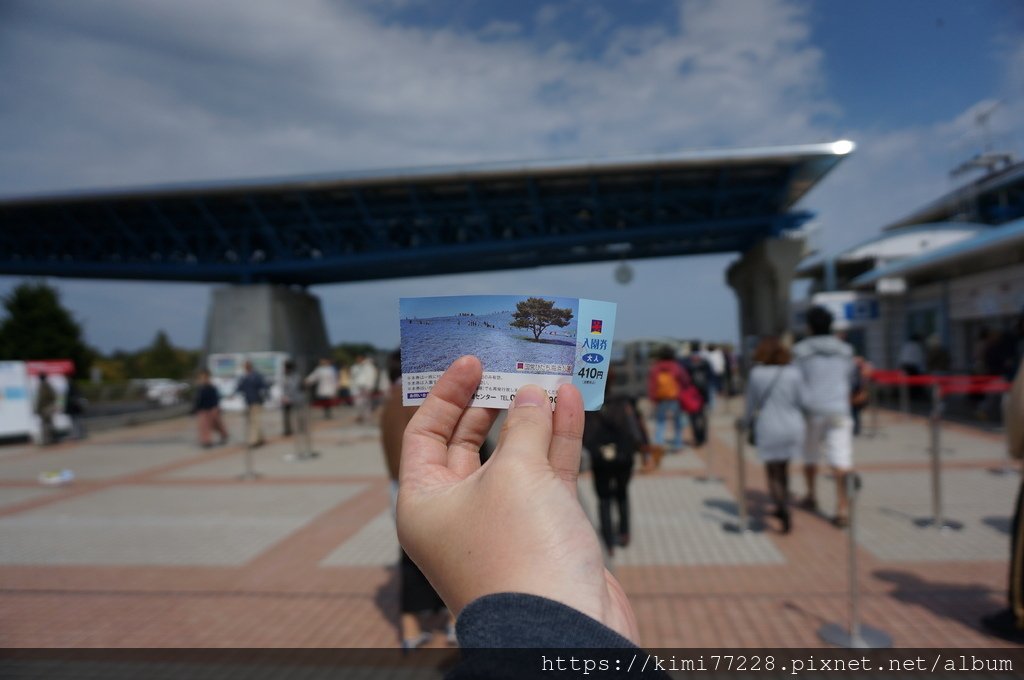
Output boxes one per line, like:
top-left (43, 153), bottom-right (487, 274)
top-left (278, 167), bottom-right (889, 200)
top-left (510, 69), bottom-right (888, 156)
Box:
top-left (844, 300), bottom-right (879, 321)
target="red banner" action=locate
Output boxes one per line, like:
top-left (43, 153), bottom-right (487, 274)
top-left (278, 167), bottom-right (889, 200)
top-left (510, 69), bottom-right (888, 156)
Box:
top-left (25, 360), bottom-right (75, 376)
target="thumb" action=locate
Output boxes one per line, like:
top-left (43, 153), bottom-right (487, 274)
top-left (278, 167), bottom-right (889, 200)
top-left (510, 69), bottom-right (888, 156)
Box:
top-left (497, 384), bottom-right (554, 464)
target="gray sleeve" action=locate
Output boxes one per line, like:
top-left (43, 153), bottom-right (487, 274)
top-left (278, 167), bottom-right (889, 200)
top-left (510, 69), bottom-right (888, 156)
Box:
top-left (455, 593), bottom-right (638, 649)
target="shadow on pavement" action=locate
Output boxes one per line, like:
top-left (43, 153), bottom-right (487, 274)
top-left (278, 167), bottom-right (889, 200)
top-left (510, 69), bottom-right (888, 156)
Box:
top-left (874, 569), bottom-right (1006, 637)
top-left (982, 516), bottom-right (1012, 535)
top-left (373, 562), bottom-right (401, 643)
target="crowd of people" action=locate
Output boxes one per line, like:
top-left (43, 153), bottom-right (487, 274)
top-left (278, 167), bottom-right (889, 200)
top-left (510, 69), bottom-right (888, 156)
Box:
top-left (189, 354), bottom-right (387, 455)
top-left (646, 340), bottom-right (731, 454)
top-left (642, 307), bottom-right (858, 534)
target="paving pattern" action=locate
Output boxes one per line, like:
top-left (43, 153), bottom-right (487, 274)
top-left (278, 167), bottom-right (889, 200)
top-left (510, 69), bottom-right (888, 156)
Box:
top-left (810, 469), bottom-right (1015, 562)
top-left (0, 484), bottom-right (364, 566)
top-left (0, 487), bottom-right (61, 509)
top-left (0, 401), bottom-right (1019, 649)
top-left (321, 510), bottom-right (400, 567)
top-left (578, 476), bottom-right (784, 566)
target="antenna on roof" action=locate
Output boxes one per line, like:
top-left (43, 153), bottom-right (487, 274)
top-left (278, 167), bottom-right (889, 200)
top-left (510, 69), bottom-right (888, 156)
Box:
top-left (950, 100), bottom-right (1014, 179)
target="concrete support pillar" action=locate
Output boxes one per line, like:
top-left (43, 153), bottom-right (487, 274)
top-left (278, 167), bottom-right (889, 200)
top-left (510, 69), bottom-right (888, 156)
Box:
top-left (203, 284), bottom-right (331, 373)
top-left (726, 237), bottom-right (806, 347)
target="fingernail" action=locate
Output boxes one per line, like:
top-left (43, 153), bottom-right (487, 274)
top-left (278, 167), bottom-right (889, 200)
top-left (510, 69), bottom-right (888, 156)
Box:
top-left (513, 385), bottom-right (547, 408)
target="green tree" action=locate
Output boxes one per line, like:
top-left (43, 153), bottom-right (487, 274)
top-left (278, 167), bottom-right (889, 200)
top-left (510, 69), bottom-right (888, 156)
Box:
top-left (0, 282), bottom-right (93, 377)
top-left (509, 297), bottom-right (574, 341)
top-left (137, 330), bottom-right (186, 379)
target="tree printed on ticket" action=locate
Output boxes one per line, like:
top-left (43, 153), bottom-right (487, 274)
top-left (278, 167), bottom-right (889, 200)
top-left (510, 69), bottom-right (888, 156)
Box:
top-left (399, 295), bottom-right (616, 411)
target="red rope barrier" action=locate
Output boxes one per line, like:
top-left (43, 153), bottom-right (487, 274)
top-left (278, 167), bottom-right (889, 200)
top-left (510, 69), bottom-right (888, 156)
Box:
top-left (870, 371), bottom-right (1008, 388)
top-left (940, 380), bottom-right (1011, 397)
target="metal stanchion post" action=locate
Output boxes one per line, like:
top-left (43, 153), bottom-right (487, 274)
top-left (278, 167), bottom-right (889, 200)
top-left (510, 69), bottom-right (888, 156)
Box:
top-left (238, 408), bottom-right (261, 480)
top-left (899, 380), bottom-right (910, 417)
top-left (994, 391), bottom-right (1018, 477)
top-left (701, 413), bottom-right (722, 483)
top-left (819, 473), bottom-right (892, 648)
top-left (723, 419), bottom-right (751, 534)
top-left (868, 381), bottom-right (881, 439)
top-left (735, 419), bottom-right (748, 532)
top-left (913, 384), bottom-right (961, 530)
top-left (295, 401), bottom-right (319, 461)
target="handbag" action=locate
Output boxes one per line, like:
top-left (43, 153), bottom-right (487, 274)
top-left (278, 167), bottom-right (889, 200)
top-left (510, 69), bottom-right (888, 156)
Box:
top-left (748, 366), bottom-right (783, 447)
top-left (678, 383), bottom-right (704, 414)
top-left (677, 364), bottom-right (705, 415)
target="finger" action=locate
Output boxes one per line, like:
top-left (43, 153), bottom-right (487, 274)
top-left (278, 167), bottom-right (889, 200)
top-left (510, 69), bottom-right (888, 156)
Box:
top-left (548, 384), bottom-right (584, 484)
top-left (446, 407), bottom-right (499, 477)
top-left (401, 355), bottom-right (482, 482)
top-left (495, 384), bottom-right (553, 464)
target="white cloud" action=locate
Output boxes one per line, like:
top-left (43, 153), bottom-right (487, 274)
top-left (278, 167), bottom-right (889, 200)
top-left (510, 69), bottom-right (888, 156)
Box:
top-left (0, 0), bottom-right (839, 195)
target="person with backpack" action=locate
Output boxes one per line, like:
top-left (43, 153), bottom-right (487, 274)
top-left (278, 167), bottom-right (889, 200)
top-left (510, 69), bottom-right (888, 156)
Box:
top-left (647, 345), bottom-right (686, 451)
top-left (681, 341), bottom-right (713, 447)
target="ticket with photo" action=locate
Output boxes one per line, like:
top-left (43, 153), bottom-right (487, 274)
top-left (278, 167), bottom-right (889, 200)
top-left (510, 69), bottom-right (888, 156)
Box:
top-left (399, 295), bottom-right (617, 411)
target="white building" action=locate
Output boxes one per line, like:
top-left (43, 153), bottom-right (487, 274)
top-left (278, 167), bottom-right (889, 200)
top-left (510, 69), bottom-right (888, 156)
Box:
top-left (795, 159), bottom-right (1024, 372)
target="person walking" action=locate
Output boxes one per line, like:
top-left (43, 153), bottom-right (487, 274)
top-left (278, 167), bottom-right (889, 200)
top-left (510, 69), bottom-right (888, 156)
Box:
top-left (793, 306), bottom-right (856, 527)
top-left (681, 341), bottom-right (713, 448)
top-left (584, 369), bottom-right (644, 556)
top-left (704, 343), bottom-right (726, 410)
top-left (745, 338), bottom-right (805, 534)
top-left (65, 380), bottom-right (87, 440)
top-left (898, 334), bottom-right (925, 376)
top-left (283, 360), bottom-right (315, 460)
top-left (34, 373), bottom-right (57, 446)
top-left (850, 355), bottom-right (873, 437)
top-left (305, 358), bottom-right (338, 419)
top-left (379, 350), bottom-right (455, 650)
top-left (351, 354), bottom-right (379, 424)
top-left (235, 360), bottom-right (268, 447)
top-left (336, 361), bottom-right (352, 405)
top-left (647, 346), bottom-right (686, 451)
top-left (192, 369), bottom-right (228, 448)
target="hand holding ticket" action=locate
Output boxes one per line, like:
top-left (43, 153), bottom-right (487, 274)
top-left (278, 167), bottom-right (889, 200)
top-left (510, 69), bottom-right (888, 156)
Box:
top-left (399, 295), bottom-right (617, 411)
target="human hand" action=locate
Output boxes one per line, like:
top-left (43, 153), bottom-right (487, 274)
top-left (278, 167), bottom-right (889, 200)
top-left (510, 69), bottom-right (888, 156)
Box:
top-left (397, 355), bottom-right (639, 643)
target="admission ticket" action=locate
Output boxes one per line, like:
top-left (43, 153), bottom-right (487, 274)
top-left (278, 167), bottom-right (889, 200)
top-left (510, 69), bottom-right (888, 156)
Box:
top-left (399, 295), bottom-right (617, 411)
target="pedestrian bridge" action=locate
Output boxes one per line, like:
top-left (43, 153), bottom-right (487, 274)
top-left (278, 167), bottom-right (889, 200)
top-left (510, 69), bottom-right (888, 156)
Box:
top-left (0, 141), bottom-right (853, 362)
top-left (0, 142), bottom-right (851, 284)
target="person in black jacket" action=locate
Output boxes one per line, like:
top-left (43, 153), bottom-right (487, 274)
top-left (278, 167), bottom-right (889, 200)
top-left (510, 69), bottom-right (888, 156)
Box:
top-left (192, 369), bottom-right (227, 448)
top-left (398, 355), bottom-right (640, 648)
top-left (584, 369), bottom-right (644, 557)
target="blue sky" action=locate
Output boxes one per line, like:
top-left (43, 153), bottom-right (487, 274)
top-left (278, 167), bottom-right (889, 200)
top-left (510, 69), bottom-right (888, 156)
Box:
top-left (0, 0), bottom-right (1021, 353)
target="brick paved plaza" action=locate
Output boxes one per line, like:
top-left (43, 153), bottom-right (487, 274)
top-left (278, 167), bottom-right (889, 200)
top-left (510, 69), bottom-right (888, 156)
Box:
top-left (0, 402), bottom-right (1019, 649)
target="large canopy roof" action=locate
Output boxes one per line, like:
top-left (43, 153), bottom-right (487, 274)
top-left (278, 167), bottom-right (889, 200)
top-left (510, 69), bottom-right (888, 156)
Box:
top-left (0, 141), bottom-right (853, 285)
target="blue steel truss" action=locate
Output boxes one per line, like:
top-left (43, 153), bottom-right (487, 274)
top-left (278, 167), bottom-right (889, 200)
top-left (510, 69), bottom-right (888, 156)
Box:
top-left (0, 144), bottom-right (851, 285)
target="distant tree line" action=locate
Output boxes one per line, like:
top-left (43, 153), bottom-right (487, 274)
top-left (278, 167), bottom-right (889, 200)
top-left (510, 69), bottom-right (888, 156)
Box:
top-left (0, 282), bottom-right (198, 381)
top-left (0, 282), bottom-right (384, 382)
